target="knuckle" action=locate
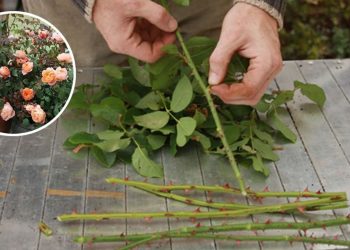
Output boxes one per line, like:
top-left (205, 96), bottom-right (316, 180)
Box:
top-left (271, 54), bottom-right (283, 71)
top-left (154, 8), bottom-right (168, 23)
top-left (122, 0), bottom-right (143, 14)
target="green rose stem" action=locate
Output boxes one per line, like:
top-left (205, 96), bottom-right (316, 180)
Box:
top-left (74, 216), bottom-right (350, 244)
top-left (105, 178), bottom-right (347, 211)
top-left (106, 178), bottom-right (346, 199)
top-left (57, 196), bottom-right (344, 222)
top-left (120, 234), bottom-right (350, 250)
top-left (159, 0), bottom-right (246, 195)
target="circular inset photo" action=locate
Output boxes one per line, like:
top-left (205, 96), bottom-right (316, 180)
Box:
top-left (0, 11), bottom-right (76, 136)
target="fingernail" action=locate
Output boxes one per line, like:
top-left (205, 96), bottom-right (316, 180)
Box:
top-left (209, 72), bottom-right (220, 85)
top-left (168, 19), bottom-right (178, 30)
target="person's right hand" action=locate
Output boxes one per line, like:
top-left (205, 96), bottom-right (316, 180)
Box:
top-left (93, 0), bottom-right (178, 63)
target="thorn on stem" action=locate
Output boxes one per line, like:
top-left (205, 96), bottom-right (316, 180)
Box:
top-left (263, 186), bottom-right (270, 192)
top-left (265, 219), bottom-right (272, 225)
top-left (124, 176), bottom-right (129, 181)
top-left (194, 208), bottom-right (201, 213)
top-left (144, 216), bottom-right (153, 222)
top-left (297, 207), bottom-right (306, 213)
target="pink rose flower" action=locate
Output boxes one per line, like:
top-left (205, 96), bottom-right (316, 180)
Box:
top-left (1, 102), bottom-right (15, 121)
top-left (25, 30), bottom-right (35, 37)
top-left (57, 53), bottom-right (72, 63)
top-left (38, 29), bottom-right (50, 39)
top-left (24, 104), bottom-right (36, 113)
top-left (31, 105), bottom-right (46, 124)
top-left (22, 61), bottom-right (34, 75)
top-left (55, 67), bottom-right (68, 81)
top-left (14, 50), bottom-right (27, 59)
top-left (51, 32), bottom-right (64, 43)
top-left (0, 66), bottom-right (11, 79)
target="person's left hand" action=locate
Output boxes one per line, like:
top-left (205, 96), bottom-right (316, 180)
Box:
top-left (208, 3), bottom-right (283, 106)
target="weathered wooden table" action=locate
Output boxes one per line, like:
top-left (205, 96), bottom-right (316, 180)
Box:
top-left (0, 60), bottom-right (350, 250)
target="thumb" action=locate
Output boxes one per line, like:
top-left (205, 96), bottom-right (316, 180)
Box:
top-left (135, 0), bottom-right (178, 32)
top-left (208, 36), bottom-right (239, 85)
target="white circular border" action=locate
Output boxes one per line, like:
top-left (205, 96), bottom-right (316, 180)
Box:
top-left (0, 11), bottom-right (77, 137)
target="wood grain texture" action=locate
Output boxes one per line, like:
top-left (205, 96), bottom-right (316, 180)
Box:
top-left (38, 69), bottom-right (93, 250)
top-left (275, 61), bottom-right (349, 244)
top-left (0, 124), bottom-right (57, 250)
top-left (82, 69), bottom-right (126, 250)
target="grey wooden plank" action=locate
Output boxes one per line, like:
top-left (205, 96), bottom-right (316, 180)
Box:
top-left (325, 59), bottom-right (350, 102)
top-left (163, 145), bottom-right (215, 250)
top-left (82, 69), bottom-right (126, 250)
top-left (275, 61), bottom-right (349, 244)
top-left (299, 60), bottom-right (350, 165)
top-left (38, 69), bottom-right (93, 250)
top-left (198, 149), bottom-right (303, 250)
top-left (197, 150), bottom-right (259, 250)
top-left (296, 60), bottom-right (350, 198)
top-left (126, 151), bottom-right (171, 250)
top-left (0, 137), bottom-right (20, 217)
top-left (0, 124), bottom-right (57, 250)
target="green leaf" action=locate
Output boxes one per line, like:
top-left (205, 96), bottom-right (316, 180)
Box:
top-left (250, 155), bottom-right (270, 176)
top-left (69, 132), bottom-right (101, 145)
top-left (272, 90), bottom-right (295, 107)
top-left (176, 117), bottom-right (197, 147)
top-left (294, 81), bottom-right (326, 107)
top-left (147, 135), bottom-right (167, 150)
top-left (68, 91), bottom-right (89, 110)
top-left (132, 147), bottom-right (163, 178)
top-left (252, 138), bottom-right (279, 161)
top-left (136, 92), bottom-right (162, 111)
top-left (149, 55), bottom-right (181, 90)
top-left (134, 111), bottom-right (170, 130)
top-left (162, 44), bottom-right (179, 55)
top-left (193, 110), bottom-right (207, 127)
top-left (224, 124), bottom-right (241, 144)
top-left (90, 97), bottom-right (126, 125)
top-left (193, 131), bottom-right (211, 150)
top-left (172, 0), bottom-right (190, 6)
top-left (169, 134), bottom-right (177, 156)
top-left (91, 146), bottom-right (116, 168)
top-left (104, 64), bottom-right (123, 79)
top-left (177, 117), bottom-right (197, 136)
top-left (267, 110), bottom-right (297, 143)
top-left (170, 75), bottom-right (193, 113)
top-left (94, 130), bottom-right (130, 152)
top-left (253, 128), bottom-right (274, 145)
top-left (230, 138), bottom-right (249, 151)
top-left (129, 57), bottom-right (151, 87)
top-left (155, 126), bottom-right (176, 135)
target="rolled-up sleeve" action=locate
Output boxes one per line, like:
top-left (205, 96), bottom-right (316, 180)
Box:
top-left (233, 0), bottom-right (286, 29)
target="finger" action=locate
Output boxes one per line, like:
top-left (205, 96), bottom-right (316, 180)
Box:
top-left (208, 30), bottom-right (241, 86)
top-left (126, 32), bottom-right (176, 63)
top-left (210, 53), bottom-right (282, 105)
top-left (131, 0), bottom-right (178, 32)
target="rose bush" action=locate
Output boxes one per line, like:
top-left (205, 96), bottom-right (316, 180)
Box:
top-left (0, 14), bottom-right (74, 133)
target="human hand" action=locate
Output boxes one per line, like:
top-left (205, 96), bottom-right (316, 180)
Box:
top-left (209, 3), bottom-right (283, 106)
top-left (93, 0), bottom-right (178, 63)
